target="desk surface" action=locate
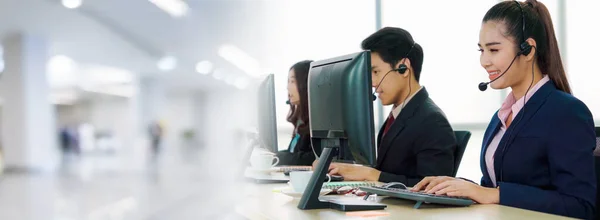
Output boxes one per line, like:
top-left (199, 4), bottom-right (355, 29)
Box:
top-left (236, 183), bottom-right (574, 220)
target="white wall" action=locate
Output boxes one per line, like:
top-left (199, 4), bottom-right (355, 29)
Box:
top-left (200, 88), bottom-right (254, 178)
top-left (0, 0), bottom-right (153, 73)
top-left (566, 1), bottom-right (600, 121)
top-left (55, 97), bottom-right (136, 151)
top-left (0, 34), bottom-right (57, 170)
top-left (260, 0), bottom-right (376, 147)
top-left (192, 92), bottom-right (208, 147)
top-left (55, 102), bottom-right (90, 128)
top-left (162, 93), bottom-right (195, 150)
top-left (88, 97), bottom-right (135, 151)
top-left (55, 91), bottom-right (212, 155)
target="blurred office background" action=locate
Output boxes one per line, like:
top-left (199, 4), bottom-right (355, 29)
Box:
top-left (0, 0), bottom-right (597, 219)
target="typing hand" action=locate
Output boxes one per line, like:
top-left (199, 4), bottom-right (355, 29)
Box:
top-left (412, 176), bottom-right (499, 204)
top-left (328, 163), bottom-right (380, 181)
top-left (311, 160), bottom-right (351, 174)
top-left (411, 176), bottom-right (456, 192)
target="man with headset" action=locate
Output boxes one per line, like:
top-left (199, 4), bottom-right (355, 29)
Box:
top-left (325, 27), bottom-right (457, 186)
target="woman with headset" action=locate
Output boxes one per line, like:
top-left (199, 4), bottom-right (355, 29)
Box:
top-left (411, 1), bottom-right (596, 219)
top-left (275, 60), bottom-right (320, 166)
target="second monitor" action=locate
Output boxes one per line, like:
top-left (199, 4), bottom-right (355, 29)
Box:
top-left (257, 74), bottom-right (279, 153)
top-left (298, 51), bottom-right (382, 211)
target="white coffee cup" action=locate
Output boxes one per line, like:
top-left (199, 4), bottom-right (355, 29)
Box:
top-left (289, 171), bottom-right (331, 193)
top-left (250, 153), bottom-right (279, 170)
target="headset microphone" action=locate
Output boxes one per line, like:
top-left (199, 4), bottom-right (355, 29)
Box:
top-left (478, 82), bottom-right (490, 92)
top-left (286, 100), bottom-right (291, 105)
top-left (478, 52), bottom-right (521, 91)
top-left (372, 68), bottom-right (402, 101)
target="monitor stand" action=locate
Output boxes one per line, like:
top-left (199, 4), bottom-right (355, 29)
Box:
top-left (297, 138), bottom-right (386, 211)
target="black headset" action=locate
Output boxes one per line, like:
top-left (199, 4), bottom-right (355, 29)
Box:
top-left (497, 0), bottom-right (537, 184)
top-left (396, 43), bottom-right (415, 74)
top-left (516, 2), bottom-right (533, 56)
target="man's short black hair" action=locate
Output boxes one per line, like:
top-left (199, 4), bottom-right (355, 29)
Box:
top-left (361, 27), bottom-right (424, 82)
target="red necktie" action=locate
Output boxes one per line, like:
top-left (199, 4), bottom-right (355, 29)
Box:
top-left (382, 113), bottom-right (395, 137)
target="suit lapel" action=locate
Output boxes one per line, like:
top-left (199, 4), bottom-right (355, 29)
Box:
top-left (376, 88), bottom-right (428, 167)
top-left (377, 119), bottom-right (384, 147)
top-left (480, 115), bottom-right (501, 181)
top-left (493, 81), bottom-right (555, 181)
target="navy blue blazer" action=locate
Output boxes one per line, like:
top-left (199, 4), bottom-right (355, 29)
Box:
top-left (480, 81), bottom-right (596, 219)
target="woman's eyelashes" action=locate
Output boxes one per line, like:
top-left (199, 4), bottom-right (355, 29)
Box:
top-left (478, 48), bottom-right (499, 53)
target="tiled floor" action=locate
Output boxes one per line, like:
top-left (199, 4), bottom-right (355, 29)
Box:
top-left (0, 129), bottom-right (487, 220)
top-left (0, 147), bottom-right (248, 220)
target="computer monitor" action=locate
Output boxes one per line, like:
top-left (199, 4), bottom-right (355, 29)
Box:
top-left (298, 51), bottom-right (383, 211)
top-left (257, 74), bottom-right (278, 153)
top-left (308, 53), bottom-right (377, 165)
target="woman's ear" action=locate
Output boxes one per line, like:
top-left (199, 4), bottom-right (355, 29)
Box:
top-left (524, 38), bottom-right (538, 62)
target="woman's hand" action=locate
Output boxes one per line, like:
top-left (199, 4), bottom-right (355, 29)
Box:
top-left (411, 176), bottom-right (500, 204)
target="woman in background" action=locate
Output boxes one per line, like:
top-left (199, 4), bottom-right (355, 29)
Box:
top-left (276, 60), bottom-right (320, 166)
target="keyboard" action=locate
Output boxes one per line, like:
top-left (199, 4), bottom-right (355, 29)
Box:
top-left (276, 166), bottom-right (312, 173)
top-left (359, 186), bottom-right (474, 208)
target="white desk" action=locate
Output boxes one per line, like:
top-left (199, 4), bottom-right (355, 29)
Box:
top-left (236, 183), bottom-right (575, 219)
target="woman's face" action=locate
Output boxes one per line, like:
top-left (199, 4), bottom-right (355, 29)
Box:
top-left (479, 21), bottom-right (528, 90)
top-left (287, 69), bottom-right (300, 105)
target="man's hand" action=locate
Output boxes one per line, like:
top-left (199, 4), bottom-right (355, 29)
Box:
top-left (328, 163), bottom-right (381, 181)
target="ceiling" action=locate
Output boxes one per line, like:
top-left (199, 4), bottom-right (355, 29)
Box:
top-left (0, 0), bottom-right (277, 93)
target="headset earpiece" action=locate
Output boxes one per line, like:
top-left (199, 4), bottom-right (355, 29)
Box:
top-left (397, 64), bottom-right (408, 74)
top-left (519, 41), bottom-right (532, 56)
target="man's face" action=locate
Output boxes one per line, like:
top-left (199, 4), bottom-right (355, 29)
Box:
top-left (371, 52), bottom-right (407, 106)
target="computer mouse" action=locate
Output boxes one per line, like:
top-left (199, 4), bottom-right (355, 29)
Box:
top-left (382, 182), bottom-right (407, 189)
top-left (330, 175), bottom-right (344, 182)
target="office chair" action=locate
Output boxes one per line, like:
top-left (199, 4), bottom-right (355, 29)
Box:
top-left (453, 130), bottom-right (471, 177)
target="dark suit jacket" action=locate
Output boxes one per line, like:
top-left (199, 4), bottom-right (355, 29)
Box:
top-left (375, 87), bottom-right (456, 186)
top-left (480, 81), bottom-right (596, 219)
top-left (276, 134), bottom-right (320, 166)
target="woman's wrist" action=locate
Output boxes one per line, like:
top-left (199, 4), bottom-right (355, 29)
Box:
top-left (482, 186), bottom-right (500, 204)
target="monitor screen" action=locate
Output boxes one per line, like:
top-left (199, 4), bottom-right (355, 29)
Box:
top-left (307, 51), bottom-right (376, 166)
top-left (257, 74), bottom-right (278, 153)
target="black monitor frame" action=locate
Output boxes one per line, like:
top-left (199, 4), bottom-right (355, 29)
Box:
top-left (297, 51), bottom-right (384, 211)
